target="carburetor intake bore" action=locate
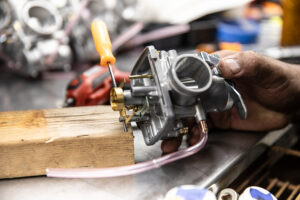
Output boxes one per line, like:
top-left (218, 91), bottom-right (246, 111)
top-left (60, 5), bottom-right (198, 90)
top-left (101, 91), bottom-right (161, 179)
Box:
top-left (170, 55), bottom-right (213, 106)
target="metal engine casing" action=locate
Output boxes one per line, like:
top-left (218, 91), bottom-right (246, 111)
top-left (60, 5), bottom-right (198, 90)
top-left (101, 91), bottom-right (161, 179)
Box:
top-left (0, 0), bottom-right (134, 77)
top-left (120, 46), bottom-right (247, 145)
top-left (0, 0), bottom-right (72, 77)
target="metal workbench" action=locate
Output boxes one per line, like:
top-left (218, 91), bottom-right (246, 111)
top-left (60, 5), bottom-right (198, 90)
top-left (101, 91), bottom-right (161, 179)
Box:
top-left (0, 58), bottom-right (297, 200)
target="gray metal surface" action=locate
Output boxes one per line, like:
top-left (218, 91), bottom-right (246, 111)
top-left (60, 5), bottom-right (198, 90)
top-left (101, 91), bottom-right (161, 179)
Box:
top-left (0, 63), bottom-right (297, 200)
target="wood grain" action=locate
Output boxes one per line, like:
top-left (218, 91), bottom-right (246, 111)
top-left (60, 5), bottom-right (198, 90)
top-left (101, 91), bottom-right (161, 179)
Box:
top-left (0, 106), bottom-right (134, 178)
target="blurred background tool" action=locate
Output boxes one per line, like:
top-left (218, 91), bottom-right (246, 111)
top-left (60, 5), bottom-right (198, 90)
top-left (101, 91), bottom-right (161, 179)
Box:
top-left (64, 20), bottom-right (133, 108)
top-left (64, 18), bottom-right (137, 107)
top-left (64, 65), bottom-right (129, 107)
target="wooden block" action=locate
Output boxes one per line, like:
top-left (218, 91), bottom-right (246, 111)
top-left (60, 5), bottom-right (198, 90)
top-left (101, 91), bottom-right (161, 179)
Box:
top-left (0, 106), bottom-right (134, 178)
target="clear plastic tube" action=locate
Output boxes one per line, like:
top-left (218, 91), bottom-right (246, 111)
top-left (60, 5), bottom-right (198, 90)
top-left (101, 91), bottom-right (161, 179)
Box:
top-left (46, 121), bottom-right (208, 178)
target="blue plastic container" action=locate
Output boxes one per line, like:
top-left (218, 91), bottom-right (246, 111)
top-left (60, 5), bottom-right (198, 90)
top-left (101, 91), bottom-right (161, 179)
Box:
top-left (217, 20), bottom-right (259, 44)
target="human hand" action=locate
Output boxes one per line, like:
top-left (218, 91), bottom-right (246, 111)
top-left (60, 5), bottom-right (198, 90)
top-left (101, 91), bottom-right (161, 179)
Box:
top-left (161, 50), bottom-right (300, 153)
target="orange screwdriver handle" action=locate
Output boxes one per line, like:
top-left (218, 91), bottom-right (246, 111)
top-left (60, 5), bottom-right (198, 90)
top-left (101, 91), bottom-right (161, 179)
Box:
top-left (91, 20), bottom-right (116, 66)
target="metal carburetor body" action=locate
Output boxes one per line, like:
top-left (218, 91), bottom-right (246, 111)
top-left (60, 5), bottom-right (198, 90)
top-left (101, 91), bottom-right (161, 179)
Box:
top-left (111, 46), bottom-right (247, 145)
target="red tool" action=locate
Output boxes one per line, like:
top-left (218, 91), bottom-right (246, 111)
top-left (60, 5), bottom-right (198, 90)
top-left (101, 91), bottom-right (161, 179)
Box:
top-left (64, 65), bottom-right (129, 107)
top-left (64, 20), bottom-right (130, 107)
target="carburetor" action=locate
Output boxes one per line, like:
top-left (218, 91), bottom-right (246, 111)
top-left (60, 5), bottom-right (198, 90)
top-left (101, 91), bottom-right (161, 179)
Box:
top-left (45, 45), bottom-right (248, 178)
top-left (111, 46), bottom-right (247, 145)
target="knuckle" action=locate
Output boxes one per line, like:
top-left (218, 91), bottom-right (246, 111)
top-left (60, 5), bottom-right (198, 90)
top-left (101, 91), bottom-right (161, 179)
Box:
top-left (238, 51), bottom-right (259, 72)
top-left (241, 50), bottom-right (257, 60)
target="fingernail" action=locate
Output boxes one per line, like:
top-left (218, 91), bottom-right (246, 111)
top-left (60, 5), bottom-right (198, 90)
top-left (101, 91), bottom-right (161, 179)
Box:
top-left (223, 58), bottom-right (241, 74)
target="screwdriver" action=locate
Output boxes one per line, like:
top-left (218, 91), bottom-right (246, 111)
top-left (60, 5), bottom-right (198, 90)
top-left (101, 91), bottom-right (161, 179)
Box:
top-left (91, 20), bottom-right (117, 88)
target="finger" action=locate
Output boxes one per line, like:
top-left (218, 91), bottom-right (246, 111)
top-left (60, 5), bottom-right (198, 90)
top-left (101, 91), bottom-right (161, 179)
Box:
top-left (209, 100), bottom-right (289, 131)
top-left (218, 58), bottom-right (241, 79)
top-left (227, 100), bottom-right (289, 131)
top-left (209, 110), bottom-right (233, 130)
top-left (217, 51), bottom-right (259, 79)
top-left (218, 51), bottom-right (292, 99)
top-left (161, 137), bottom-right (182, 154)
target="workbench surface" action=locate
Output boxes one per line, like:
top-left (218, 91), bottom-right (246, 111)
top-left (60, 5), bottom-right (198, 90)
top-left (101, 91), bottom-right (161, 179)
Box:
top-left (0, 56), bottom-right (297, 200)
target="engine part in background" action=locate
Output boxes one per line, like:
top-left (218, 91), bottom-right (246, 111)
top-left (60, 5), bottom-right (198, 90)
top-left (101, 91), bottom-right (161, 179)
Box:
top-left (22, 1), bottom-right (63, 35)
top-left (0, 1), bottom-right (12, 30)
top-left (68, 0), bottom-right (114, 62)
top-left (68, 0), bottom-right (139, 63)
top-left (110, 46), bottom-right (247, 145)
top-left (44, 0), bottom-right (89, 67)
top-left (0, 0), bottom-right (72, 77)
top-left (0, 0), bottom-right (138, 77)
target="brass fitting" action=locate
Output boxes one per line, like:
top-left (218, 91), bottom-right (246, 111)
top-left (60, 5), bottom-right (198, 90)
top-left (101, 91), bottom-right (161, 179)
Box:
top-left (110, 87), bottom-right (124, 111)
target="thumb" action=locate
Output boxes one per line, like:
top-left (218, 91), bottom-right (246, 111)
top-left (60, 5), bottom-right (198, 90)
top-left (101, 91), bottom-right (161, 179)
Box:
top-left (216, 51), bottom-right (259, 80)
top-left (218, 58), bottom-right (242, 79)
top-left (217, 51), bottom-right (290, 90)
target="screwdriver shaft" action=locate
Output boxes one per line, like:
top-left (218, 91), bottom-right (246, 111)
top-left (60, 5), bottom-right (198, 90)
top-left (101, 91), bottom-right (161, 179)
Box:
top-left (108, 63), bottom-right (117, 88)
